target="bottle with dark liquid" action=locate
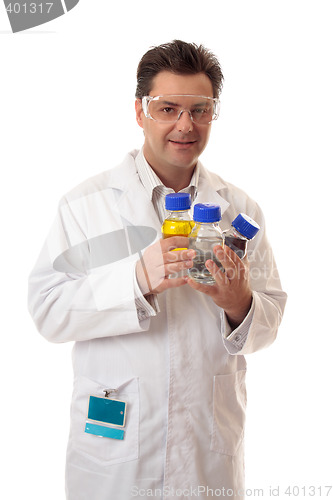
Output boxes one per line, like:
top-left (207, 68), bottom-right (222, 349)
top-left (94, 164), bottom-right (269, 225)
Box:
top-left (223, 213), bottom-right (260, 259)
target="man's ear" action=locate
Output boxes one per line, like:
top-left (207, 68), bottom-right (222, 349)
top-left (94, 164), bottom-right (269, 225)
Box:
top-left (135, 99), bottom-right (144, 129)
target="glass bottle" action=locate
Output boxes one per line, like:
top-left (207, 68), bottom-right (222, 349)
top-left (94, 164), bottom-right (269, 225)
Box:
top-left (161, 193), bottom-right (193, 278)
top-left (161, 193), bottom-right (193, 240)
top-left (187, 203), bottom-right (223, 285)
top-left (223, 213), bottom-right (260, 259)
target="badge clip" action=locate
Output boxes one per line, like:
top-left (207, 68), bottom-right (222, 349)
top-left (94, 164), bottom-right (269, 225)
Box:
top-left (103, 388), bottom-right (117, 398)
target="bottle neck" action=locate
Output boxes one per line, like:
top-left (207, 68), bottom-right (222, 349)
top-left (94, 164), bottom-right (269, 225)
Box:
top-left (166, 209), bottom-right (191, 219)
top-left (194, 221), bottom-right (220, 227)
top-left (231, 227), bottom-right (249, 240)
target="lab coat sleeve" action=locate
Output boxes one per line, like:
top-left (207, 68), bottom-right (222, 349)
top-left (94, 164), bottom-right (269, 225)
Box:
top-left (28, 196), bottom-right (155, 344)
top-left (221, 204), bottom-right (287, 355)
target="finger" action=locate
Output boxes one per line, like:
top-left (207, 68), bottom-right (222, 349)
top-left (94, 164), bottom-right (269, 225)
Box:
top-left (148, 251), bottom-right (194, 281)
top-left (166, 258), bottom-right (194, 275)
top-left (161, 275), bottom-right (189, 290)
top-left (220, 245), bottom-right (249, 280)
top-left (220, 244), bottom-right (242, 264)
top-left (160, 236), bottom-right (190, 252)
top-left (164, 248), bottom-right (196, 264)
top-left (212, 246), bottom-right (237, 278)
top-left (205, 260), bottom-right (230, 286)
top-left (186, 276), bottom-right (218, 296)
top-left (214, 248), bottom-right (249, 285)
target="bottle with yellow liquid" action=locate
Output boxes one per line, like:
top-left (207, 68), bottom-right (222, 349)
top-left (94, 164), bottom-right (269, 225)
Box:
top-left (162, 193), bottom-right (193, 242)
top-left (162, 193), bottom-right (194, 278)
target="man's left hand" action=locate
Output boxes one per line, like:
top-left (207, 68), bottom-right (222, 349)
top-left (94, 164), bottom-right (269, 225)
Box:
top-left (186, 244), bottom-right (252, 329)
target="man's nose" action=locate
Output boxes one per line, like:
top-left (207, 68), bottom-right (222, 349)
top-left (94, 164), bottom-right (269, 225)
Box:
top-left (176, 110), bottom-right (194, 133)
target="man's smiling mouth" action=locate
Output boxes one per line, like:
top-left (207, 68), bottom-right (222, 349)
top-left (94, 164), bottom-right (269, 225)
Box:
top-left (169, 140), bottom-right (196, 144)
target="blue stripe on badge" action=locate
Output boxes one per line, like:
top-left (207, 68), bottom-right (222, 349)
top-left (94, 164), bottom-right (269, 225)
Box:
top-left (85, 422), bottom-right (125, 440)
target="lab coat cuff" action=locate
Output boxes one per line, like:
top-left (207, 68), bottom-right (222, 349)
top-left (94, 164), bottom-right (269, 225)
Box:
top-left (221, 300), bottom-right (255, 354)
top-left (133, 272), bottom-right (160, 322)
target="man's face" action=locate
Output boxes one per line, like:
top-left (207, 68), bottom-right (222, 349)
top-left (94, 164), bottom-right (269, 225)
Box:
top-left (135, 71), bottom-right (214, 180)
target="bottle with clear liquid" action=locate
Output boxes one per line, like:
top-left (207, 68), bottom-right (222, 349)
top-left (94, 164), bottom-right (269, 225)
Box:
top-left (161, 193), bottom-right (193, 241)
top-left (223, 213), bottom-right (260, 259)
top-left (187, 203), bottom-right (223, 285)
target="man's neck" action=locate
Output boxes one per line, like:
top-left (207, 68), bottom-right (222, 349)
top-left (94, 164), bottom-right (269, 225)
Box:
top-left (151, 165), bottom-right (195, 192)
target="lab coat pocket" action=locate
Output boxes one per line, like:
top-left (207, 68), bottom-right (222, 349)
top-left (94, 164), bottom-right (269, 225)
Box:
top-left (70, 376), bottom-right (139, 466)
top-left (211, 370), bottom-right (247, 456)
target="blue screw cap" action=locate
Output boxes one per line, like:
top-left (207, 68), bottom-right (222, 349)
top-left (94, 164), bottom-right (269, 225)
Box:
top-left (232, 213), bottom-right (260, 240)
top-left (193, 203), bottom-right (221, 223)
top-left (165, 193), bottom-right (191, 211)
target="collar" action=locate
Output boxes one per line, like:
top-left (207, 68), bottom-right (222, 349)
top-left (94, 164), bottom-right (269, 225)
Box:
top-left (135, 147), bottom-right (199, 201)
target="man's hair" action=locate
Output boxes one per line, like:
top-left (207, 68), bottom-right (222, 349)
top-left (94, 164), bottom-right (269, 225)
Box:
top-left (135, 40), bottom-right (224, 99)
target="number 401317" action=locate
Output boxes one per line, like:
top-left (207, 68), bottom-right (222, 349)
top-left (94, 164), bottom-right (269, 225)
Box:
top-left (285, 485), bottom-right (332, 496)
top-left (6, 3), bottom-right (53, 14)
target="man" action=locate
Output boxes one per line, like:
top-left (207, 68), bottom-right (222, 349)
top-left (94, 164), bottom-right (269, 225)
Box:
top-left (28, 40), bottom-right (287, 500)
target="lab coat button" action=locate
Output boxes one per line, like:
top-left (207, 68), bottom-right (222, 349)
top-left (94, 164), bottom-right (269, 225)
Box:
top-left (138, 309), bottom-right (147, 320)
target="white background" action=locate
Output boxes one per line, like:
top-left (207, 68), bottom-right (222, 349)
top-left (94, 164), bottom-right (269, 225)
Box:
top-left (1, 1), bottom-right (332, 498)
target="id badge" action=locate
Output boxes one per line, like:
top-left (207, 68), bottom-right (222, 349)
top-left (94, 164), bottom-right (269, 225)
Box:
top-left (85, 394), bottom-right (127, 441)
top-left (87, 396), bottom-right (127, 427)
top-left (85, 422), bottom-right (125, 440)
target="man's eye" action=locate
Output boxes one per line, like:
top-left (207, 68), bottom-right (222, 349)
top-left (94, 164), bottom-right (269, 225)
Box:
top-left (162, 107), bottom-right (176, 114)
top-left (192, 108), bottom-right (207, 114)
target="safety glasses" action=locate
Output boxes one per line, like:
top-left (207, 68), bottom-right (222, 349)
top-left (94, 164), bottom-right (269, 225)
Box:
top-left (141, 95), bottom-right (220, 125)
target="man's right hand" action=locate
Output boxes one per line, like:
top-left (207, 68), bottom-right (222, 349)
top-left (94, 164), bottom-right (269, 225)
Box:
top-left (135, 236), bottom-right (195, 295)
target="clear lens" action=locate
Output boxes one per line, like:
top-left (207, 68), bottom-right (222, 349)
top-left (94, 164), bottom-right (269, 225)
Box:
top-left (145, 95), bottom-right (219, 124)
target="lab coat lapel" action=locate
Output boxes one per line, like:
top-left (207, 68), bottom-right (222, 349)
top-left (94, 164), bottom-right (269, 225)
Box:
top-left (108, 154), bottom-right (161, 234)
top-left (119, 178), bottom-right (161, 231)
top-left (194, 167), bottom-right (230, 216)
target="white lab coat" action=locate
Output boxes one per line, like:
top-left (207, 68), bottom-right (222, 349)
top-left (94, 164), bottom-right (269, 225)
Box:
top-left (28, 150), bottom-right (287, 500)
